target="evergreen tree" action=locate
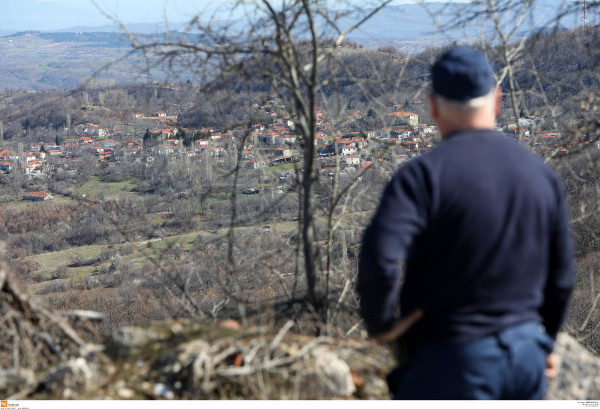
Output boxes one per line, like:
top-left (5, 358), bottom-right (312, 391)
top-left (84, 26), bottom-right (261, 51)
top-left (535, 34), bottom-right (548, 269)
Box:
top-left (183, 133), bottom-right (194, 147)
top-left (143, 128), bottom-right (152, 149)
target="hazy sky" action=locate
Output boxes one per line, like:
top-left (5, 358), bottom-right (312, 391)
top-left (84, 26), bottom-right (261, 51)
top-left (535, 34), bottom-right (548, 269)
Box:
top-left (0, 0), bottom-right (459, 31)
top-left (1, 0), bottom-right (225, 30)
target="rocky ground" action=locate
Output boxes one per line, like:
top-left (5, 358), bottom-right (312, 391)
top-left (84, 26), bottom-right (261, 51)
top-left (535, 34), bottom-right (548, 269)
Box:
top-left (3, 317), bottom-right (393, 400)
top-left (547, 333), bottom-right (600, 400)
top-left (1, 252), bottom-right (599, 400)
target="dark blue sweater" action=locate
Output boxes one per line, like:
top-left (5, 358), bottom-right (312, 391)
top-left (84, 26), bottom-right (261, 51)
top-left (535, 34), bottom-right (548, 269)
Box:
top-left (358, 129), bottom-right (575, 345)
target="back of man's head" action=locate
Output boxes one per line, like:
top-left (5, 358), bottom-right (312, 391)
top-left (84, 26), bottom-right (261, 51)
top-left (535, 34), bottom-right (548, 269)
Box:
top-left (430, 47), bottom-right (499, 134)
top-left (431, 47), bottom-right (496, 104)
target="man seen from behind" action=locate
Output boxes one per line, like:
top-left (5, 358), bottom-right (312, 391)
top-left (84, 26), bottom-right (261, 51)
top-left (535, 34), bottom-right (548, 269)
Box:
top-left (357, 47), bottom-right (575, 400)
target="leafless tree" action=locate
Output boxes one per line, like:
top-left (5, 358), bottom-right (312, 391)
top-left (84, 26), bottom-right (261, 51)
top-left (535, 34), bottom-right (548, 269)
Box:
top-left (104, 0), bottom-right (408, 327)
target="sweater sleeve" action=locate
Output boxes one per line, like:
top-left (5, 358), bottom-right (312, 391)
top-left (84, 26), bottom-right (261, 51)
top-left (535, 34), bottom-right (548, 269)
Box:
top-left (357, 163), bottom-right (430, 335)
top-left (540, 179), bottom-right (575, 340)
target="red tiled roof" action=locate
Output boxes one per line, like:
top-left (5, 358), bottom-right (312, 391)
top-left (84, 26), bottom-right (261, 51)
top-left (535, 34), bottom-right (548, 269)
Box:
top-left (25, 191), bottom-right (50, 198)
top-left (386, 111), bottom-right (417, 116)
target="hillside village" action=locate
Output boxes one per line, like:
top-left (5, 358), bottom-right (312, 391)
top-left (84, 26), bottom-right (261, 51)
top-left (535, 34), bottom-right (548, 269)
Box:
top-left (0, 95), bottom-right (576, 201)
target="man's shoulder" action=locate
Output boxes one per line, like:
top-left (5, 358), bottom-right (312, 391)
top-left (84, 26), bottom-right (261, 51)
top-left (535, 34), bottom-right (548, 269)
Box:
top-left (431, 129), bottom-right (546, 163)
top-left (402, 128), bottom-right (561, 184)
top-left (440, 128), bottom-right (515, 148)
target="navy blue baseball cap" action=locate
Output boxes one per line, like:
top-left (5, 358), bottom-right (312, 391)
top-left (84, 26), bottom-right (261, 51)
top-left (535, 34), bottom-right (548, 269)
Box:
top-left (431, 47), bottom-right (496, 102)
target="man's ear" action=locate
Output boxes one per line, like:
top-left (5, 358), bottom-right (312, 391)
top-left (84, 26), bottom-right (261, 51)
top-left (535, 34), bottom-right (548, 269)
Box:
top-left (494, 87), bottom-right (502, 116)
top-left (428, 93), bottom-right (438, 120)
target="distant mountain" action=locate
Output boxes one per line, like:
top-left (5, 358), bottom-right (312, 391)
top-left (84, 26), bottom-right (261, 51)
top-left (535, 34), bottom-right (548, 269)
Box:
top-left (1, 0), bottom-right (579, 37)
top-left (0, 0), bottom-right (586, 90)
top-left (0, 30), bottom-right (216, 91)
top-left (344, 1), bottom-right (579, 51)
top-left (51, 22), bottom-right (185, 34)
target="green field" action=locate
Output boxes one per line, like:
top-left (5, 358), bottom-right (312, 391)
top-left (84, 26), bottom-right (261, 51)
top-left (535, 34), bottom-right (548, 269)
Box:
top-left (28, 232), bottom-right (211, 282)
top-left (75, 176), bottom-right (138, 199)
top-left (25, 202), bottom-right (368, 297)
top-left (264, 163), bottom-right (299, 173)
top-left (4, 194), bottom-right (73, 210)
top-left (27, 220), bottom-right (289, 276)
top-left (30, 244), bottom-right (108, 275)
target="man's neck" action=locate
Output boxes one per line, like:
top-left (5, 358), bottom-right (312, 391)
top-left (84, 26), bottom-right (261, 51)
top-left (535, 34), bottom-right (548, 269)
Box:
top-left (438, 112), bottom-right (496, 140)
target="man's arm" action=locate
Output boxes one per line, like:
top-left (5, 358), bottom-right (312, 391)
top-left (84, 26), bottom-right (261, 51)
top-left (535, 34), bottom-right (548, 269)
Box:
top-left (541, 180), bottom-right (575, 381)
top-left (369, 309), bottom-right (424, 344)
top-left (357, 164), bottom-right (430, 336)
top-left (540, 181), bottom-right (575, 340)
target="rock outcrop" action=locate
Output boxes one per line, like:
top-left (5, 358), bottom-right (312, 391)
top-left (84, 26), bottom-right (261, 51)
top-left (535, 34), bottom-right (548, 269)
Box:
top-left (21, 319), bottom-right (390, 400)
top-left (1, 250), bottom-right (599, 400)
top-left (547, 333), bottom-right (600, 400)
